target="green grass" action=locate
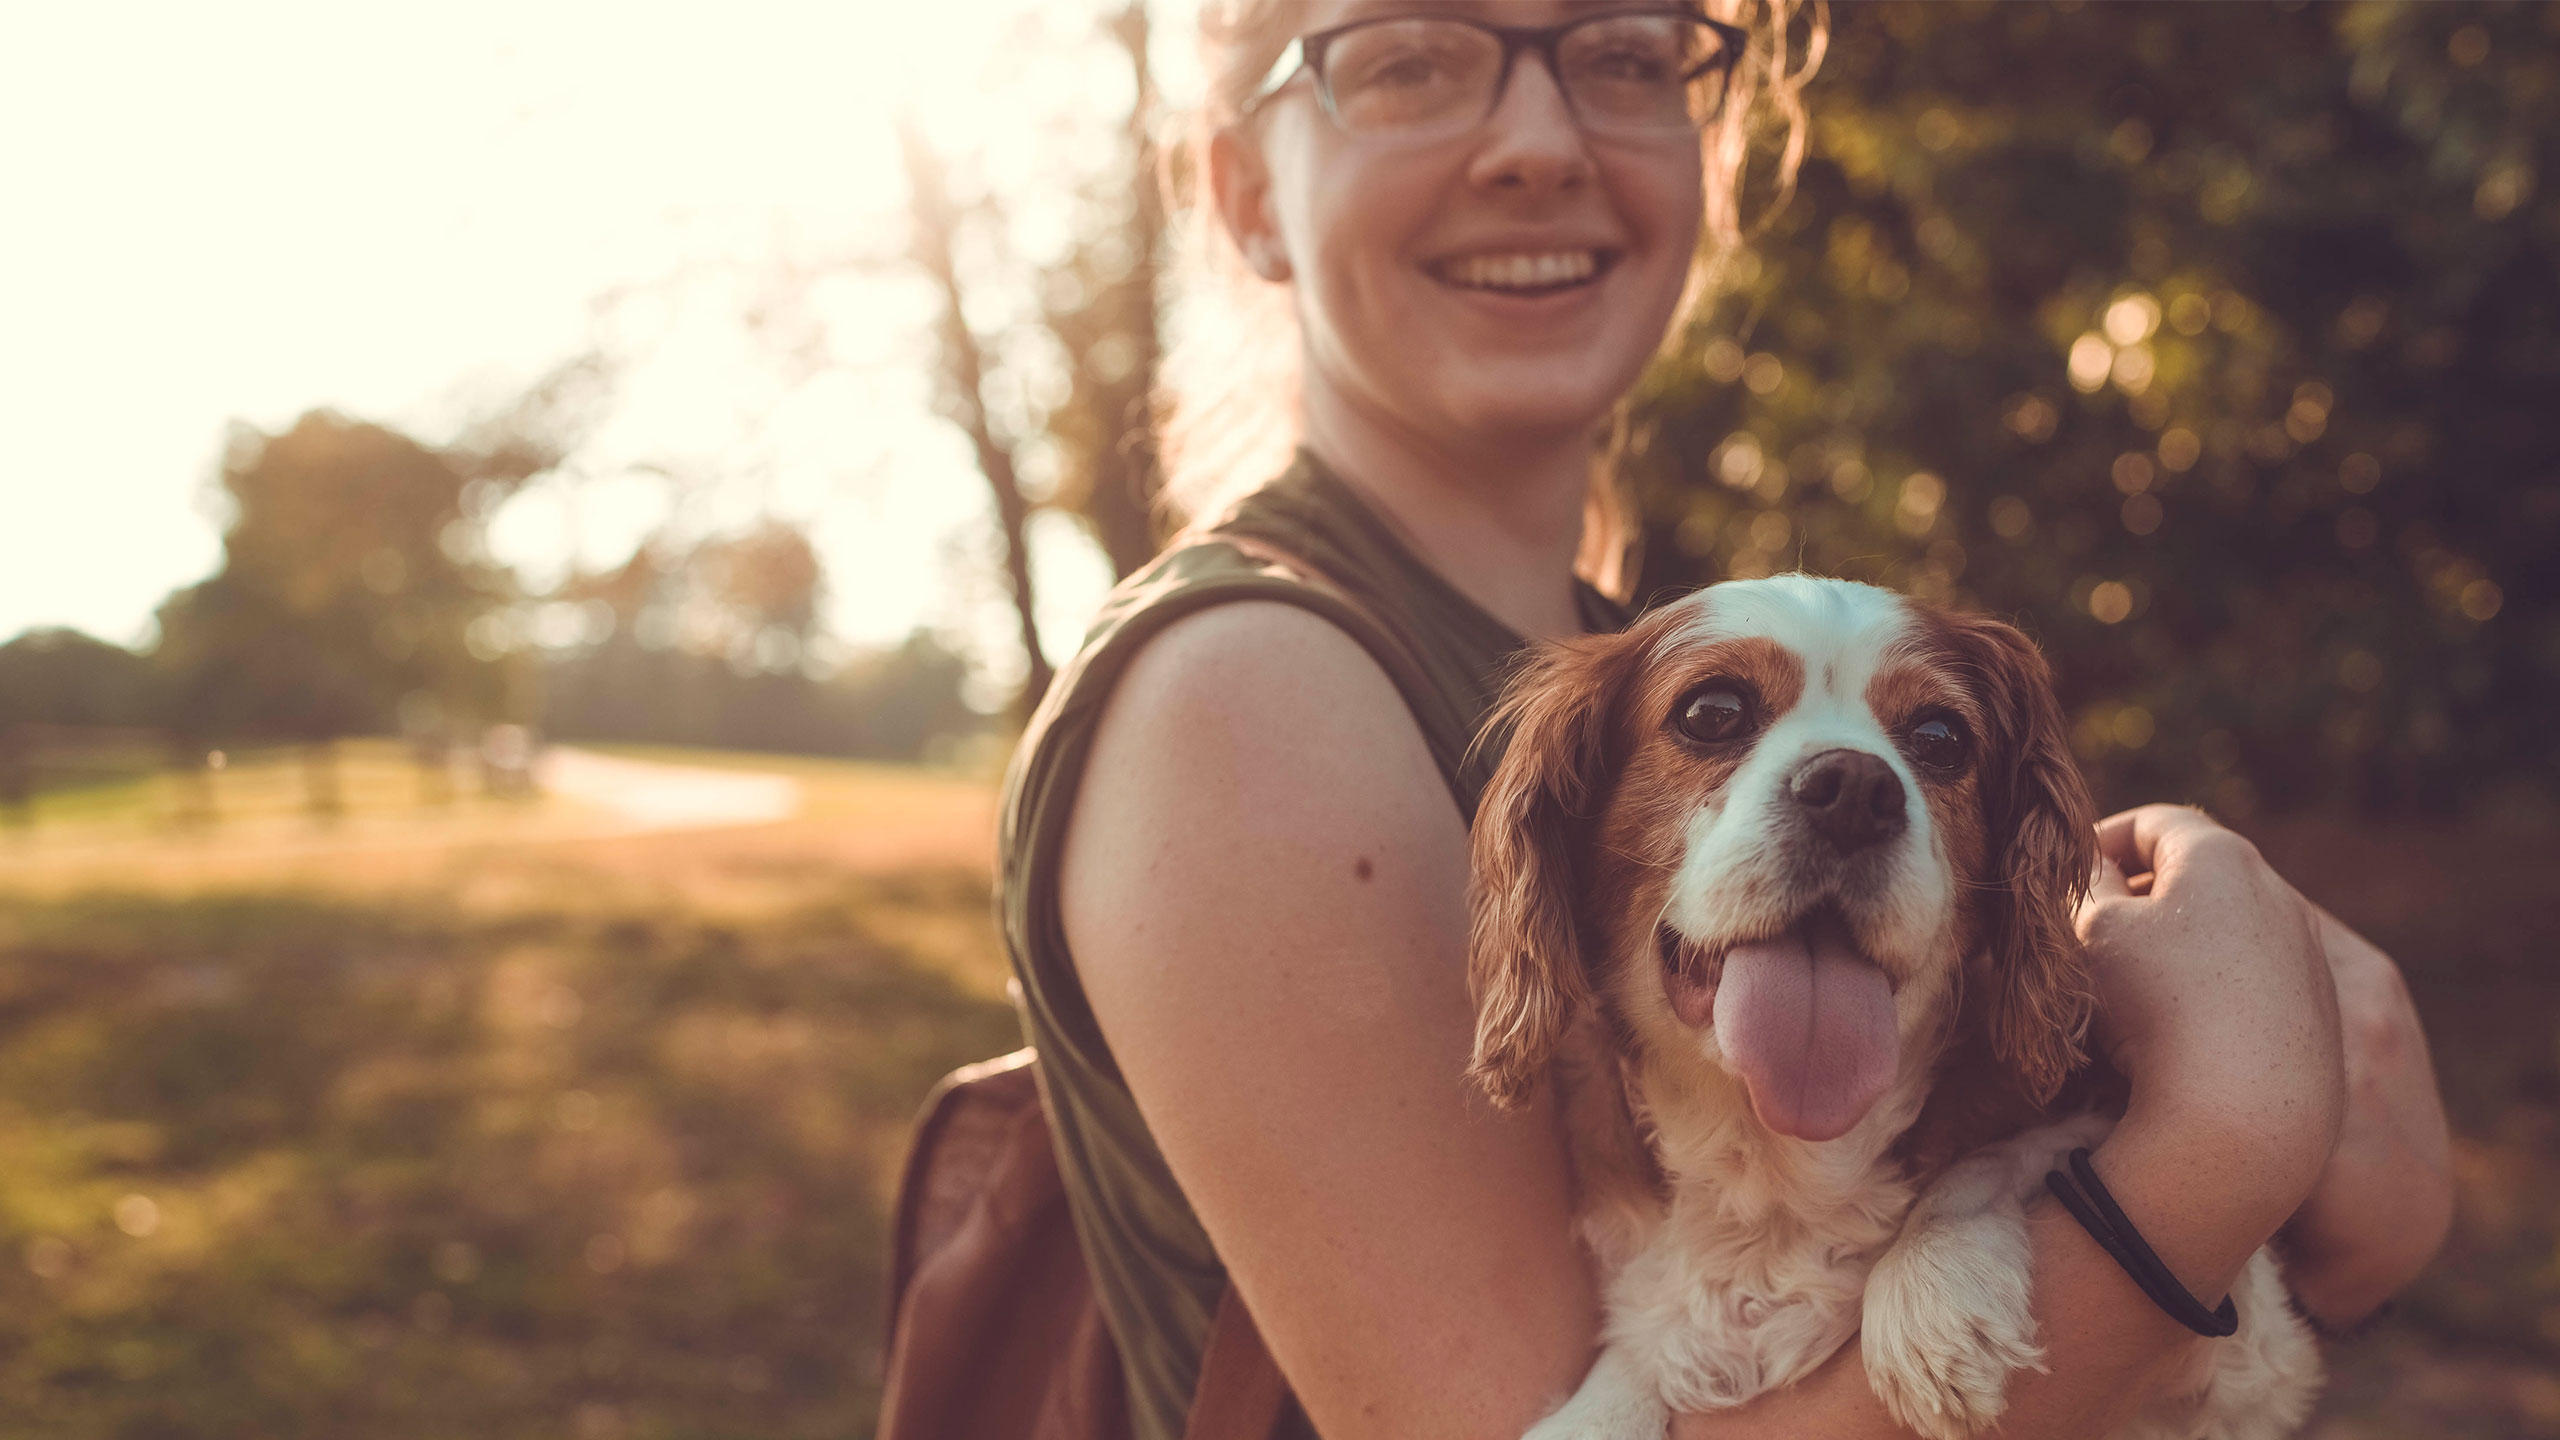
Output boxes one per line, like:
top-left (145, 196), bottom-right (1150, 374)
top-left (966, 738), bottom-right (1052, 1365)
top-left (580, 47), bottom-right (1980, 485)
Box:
top-left (0, 874), bottom-right (1018, 1440)
top-left (0, 749), bottom-right (1016, 1440)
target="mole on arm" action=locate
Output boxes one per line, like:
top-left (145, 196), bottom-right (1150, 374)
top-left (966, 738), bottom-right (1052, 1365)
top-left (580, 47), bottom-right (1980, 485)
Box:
top-left (1353, 856), bottom-right (1375, 882)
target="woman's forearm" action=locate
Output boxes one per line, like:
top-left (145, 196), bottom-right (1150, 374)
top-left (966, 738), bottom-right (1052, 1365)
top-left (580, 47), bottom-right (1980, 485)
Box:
top-left (1670, 1103), bottom-right (2287, 1439)
top-left (2279, 907), bottom-right (2452, 1324)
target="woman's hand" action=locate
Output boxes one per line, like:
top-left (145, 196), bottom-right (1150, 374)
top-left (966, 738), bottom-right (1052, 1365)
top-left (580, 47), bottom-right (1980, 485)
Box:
top-left (2279, 905), bottom-right (2454, 1325)
top-left (2083, 805), bottom-right (2452, 1325)
top-left (2076, 805), bottom-right (2347, 1291)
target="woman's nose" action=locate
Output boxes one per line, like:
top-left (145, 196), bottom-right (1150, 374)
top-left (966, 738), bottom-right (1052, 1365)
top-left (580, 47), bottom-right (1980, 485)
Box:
top-left (1465, 56), bottom-right (1595, 198)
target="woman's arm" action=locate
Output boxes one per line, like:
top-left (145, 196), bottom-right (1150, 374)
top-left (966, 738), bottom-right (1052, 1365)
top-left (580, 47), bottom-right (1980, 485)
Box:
top-left (1064, 603), bottom-right (1599, 1439)
top-left (1067, 617), bottom-right (2350, 1440)
top-left (2278, 904), bottom-right (2454, 1325)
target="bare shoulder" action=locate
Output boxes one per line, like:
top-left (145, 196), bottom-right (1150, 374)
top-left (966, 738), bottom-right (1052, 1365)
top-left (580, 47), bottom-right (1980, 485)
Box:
top-left (1067, 599), bottom-right (1457, 875)
top-left (1092, 597), bottom-right (1437, 767)
top-left (1057, 602), bottom-right (1598, 1439)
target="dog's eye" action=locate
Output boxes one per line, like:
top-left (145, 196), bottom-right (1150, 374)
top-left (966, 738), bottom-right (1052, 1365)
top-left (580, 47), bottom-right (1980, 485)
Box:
top-left (1673, 683), bottom-right (1756, 744)
top-left (1905, 713), bottom-right (1970, 772)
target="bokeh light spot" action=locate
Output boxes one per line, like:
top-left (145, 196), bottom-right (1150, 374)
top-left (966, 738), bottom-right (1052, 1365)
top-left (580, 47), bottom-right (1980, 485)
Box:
top-left (1896, 472), bottom-right (1946, 536)
top-left (2113, 706), bottom-right (2156, 749)
top-left (2157, 427), bottom-right (2202, 472)
top-left (24, 1237), bottom-right (71, 1279)
top-left (1701, 338), bottom-right (1745, 384)
top-left (2087, 581), bottom-right (2134, 624)
top-left (113, 1195), bottom-right (160, 1239)
top-left (2122, 494), bottom-right (2164, 536)
top-left (1989, 495), bottom-right (2034, 540)
top-left (2068, 334), bottom-right (2113, 393)
top-left (2104, 294), bottom-right (2161, 346)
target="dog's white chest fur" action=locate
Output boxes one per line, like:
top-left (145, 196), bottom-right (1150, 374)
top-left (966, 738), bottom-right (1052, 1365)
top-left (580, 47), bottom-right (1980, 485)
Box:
top-left (1534, 1110), bottom-right (2319, 1440)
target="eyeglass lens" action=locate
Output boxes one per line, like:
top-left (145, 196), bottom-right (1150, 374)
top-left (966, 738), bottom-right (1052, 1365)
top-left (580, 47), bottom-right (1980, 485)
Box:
top-left (1320, 14), bottom-right (1731, 138)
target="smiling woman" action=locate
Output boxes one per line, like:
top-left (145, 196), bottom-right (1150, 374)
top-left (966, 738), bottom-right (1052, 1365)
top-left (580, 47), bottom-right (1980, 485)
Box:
top-left (1155, 0), bottom-right (1812, 596)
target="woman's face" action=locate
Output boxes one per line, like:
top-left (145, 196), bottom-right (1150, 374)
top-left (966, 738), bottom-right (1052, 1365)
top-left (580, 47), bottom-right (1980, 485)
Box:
top-left (1234, 0), bottom-right (1709, 458)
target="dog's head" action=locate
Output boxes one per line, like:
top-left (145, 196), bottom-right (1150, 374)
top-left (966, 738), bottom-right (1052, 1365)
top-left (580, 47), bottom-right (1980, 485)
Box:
top-left (1469, 576), bottom-right (2094, 1144)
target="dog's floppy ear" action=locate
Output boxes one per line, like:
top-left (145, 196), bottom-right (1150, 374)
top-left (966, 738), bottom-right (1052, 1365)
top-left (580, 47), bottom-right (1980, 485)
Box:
top-left (1467, 630), bottom-right (1637, 1110)
top-left (1945, 612), bottom-right (2098, 1105)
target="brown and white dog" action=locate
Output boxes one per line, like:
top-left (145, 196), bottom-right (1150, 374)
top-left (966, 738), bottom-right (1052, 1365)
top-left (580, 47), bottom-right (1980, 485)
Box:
top-left (1468, 575), bottom-right (2318, 1440)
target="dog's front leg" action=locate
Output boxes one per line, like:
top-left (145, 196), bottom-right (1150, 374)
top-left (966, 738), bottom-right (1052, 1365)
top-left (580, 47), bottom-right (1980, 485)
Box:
top-left (1522, 1339), bottom-right (1669, 1440)
top-left (1861, 1118), bottom-right (2108, 1438)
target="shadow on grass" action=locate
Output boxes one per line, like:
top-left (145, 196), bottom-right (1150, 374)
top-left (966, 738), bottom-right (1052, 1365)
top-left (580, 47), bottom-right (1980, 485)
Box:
top-left (0, 874), bottom-right (1020, 1440)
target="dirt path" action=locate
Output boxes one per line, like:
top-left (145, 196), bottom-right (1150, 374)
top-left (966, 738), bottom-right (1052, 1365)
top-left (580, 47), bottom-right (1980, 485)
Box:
top-left (535, 747), bottom-right (803, 833)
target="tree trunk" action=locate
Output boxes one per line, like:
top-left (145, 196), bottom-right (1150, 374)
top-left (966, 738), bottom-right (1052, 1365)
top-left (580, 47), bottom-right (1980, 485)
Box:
top-left (900, 123), bottom-right (1056, 715)
top-left (1081, 1), bottom-right (1168, 580)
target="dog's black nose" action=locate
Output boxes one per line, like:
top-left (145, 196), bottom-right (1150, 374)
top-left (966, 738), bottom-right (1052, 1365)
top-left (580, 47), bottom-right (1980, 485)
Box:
top-left (1789, 749), bottom-right (1906, 853)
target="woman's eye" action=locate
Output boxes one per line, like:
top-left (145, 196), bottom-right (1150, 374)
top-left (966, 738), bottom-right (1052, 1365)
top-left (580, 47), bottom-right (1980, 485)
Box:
top-left (1673, 684), bottom-right (1754, 744)
top-left (1579, 45), bottom-right (1674, 83)
top-left (1906, 715), bottom-right (1970, 772)
top-left (1368, 54), bottom-right (1442, 88)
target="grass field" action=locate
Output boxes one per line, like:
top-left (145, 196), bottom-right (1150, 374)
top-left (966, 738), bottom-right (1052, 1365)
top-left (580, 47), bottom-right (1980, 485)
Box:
top-left (0, 745), bottom-right (1015, 1440)
top-left (0, 745), bottom-right (2553, 1437)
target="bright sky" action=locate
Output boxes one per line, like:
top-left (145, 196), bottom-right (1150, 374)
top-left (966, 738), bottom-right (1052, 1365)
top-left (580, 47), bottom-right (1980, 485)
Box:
top-left (0, 0), bottom-right (1139, 680)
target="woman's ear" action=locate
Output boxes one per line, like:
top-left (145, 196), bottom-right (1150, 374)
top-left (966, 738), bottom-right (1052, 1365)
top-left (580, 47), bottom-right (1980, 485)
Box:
top-left (1948, 614), bottom-right (2099, 1105)
top-left (1468, 633), bottom-right (1633, 1109)
top-left (1207, 126), bottom-right (1292, 282)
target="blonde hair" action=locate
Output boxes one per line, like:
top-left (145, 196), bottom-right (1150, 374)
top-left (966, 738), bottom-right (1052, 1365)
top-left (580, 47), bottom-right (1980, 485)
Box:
top-left (1158, 0), bottom-right (1826, 598)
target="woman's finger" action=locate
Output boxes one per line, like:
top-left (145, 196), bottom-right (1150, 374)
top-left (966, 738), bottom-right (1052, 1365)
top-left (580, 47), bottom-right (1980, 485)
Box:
top-left (2092, 802), bottom-right (2223, 879)
top-left (2086, 853), bottom-right (2133, 900)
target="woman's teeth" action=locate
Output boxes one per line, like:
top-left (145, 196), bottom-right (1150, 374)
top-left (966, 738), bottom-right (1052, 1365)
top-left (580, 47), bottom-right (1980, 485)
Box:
top-left (1435, 250), bottom-right (1601, 292)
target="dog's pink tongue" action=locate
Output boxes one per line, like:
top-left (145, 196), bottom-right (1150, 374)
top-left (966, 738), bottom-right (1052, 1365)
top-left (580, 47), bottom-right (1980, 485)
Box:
top-left (1711, 915), bottom-right (1899, 1142)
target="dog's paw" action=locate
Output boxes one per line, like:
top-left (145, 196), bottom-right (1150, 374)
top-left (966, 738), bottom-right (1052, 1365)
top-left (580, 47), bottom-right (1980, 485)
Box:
top-left (1522, 1343), bottom-right (1670, 1440)
top-left (1860, 1209), bottom-right (2042, 1440)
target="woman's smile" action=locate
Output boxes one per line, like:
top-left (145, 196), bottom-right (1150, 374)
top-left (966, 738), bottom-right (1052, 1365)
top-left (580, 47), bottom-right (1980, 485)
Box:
top-left (1423, 247), bottom-right (1618, 295)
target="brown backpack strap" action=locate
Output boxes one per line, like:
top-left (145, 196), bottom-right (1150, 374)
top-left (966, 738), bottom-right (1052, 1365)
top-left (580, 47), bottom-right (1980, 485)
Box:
top-left (1184, 1286), bottom-right (1288, 1440)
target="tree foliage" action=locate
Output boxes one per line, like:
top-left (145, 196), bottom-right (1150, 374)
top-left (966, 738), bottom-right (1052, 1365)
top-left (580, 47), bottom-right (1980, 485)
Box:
top-left (539, 535), bottom-right (977, 761)
top-left (0, 629), bottom-right (157, 731)
top-left (153, 412), bottom-right (523, 744)
top-left (1629, 0), bottom-right (2558, 814)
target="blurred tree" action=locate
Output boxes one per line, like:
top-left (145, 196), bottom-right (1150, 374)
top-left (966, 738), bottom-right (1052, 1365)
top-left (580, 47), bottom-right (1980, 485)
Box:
top-left (691, 521), bottom-right (826, 670)
top-left (0, 628), bottom-right (160, 820)
top-left (0, 628), bottom-right (157, 731)
top-left (540, 625), bottom-right (978, 762)
top-left (1631, 0), bottom-right (2558, 815)
top-left (152, 412), bottom-right (529, 797)
top-left (539, 523), bottom-right (978, 760)
top-left (899, 0), bottom-right (1167, 714)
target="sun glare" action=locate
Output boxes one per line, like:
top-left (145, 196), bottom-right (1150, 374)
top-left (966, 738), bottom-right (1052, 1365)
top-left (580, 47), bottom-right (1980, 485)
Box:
top-left (1, 0), bottom-right (1139, 671)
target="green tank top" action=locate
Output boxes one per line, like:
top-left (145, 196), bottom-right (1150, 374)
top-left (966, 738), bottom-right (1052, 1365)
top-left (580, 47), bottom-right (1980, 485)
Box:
top-left (998, 452), bottom-right (1626, 1440)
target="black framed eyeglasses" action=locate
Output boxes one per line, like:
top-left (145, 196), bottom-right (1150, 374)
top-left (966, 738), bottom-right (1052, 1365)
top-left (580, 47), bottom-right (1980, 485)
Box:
top-left (1241, 7), bottom-right (1747, 141)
